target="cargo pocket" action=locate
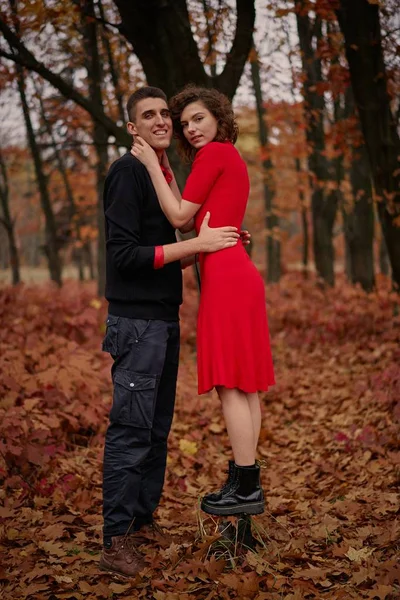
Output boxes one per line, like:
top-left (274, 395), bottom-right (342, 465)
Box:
top-left (102, 315), bottom-right (119, 356)
top-left (111, 368), bottom-right (157, 428)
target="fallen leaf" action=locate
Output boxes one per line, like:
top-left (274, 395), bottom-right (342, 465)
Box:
top-left (109, 582), bottom-right (132, 593)
top-left (179, 439), bottom-right (198, 456)
top-left (345, 546), bottom-right (375, 563)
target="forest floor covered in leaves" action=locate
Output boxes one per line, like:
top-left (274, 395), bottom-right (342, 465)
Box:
top-left (0, 271), bottom-right (399, 600)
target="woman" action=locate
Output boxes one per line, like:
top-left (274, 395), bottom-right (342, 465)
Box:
top-left (131, 85), bottom-right (275, 516)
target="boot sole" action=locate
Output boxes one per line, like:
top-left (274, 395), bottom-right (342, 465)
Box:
top-left (201, 500), bottom-right (264, 516)
top-left (99, 563), bottom-right (143, 578)
top-left (99, 564), bottom-right (129, 577)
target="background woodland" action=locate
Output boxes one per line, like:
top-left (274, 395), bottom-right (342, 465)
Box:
top-left (0, 1), bottom-right (399, 599)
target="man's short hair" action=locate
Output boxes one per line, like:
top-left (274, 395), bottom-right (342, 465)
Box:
top-left (126, 86), bottom-right (168, 122)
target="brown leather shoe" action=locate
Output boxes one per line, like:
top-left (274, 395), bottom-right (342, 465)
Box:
top-left (99, 534), bottom-right (146, 577)
top-left (130, 522), bottom-right (172, 547)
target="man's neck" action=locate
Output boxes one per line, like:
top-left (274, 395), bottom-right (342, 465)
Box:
top-left (154, 149), bottom-right (163, 164)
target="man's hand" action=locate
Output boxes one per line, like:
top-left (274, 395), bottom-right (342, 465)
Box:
top-left (240, 230), bottom-right (251, 245)
top-left (197, 212), bottom-right (239, 253)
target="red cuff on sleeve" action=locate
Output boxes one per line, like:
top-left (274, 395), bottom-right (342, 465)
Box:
top-left (154, 245), bottom-right (165, 269)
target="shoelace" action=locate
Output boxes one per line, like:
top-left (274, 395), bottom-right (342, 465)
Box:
top-left (150, 522), bottom-right (165, 537)
top-left (121, 534), bottom-right (143, 557)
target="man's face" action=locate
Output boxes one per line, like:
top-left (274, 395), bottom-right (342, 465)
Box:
top-left (127, 98), bottom-right (173, 150)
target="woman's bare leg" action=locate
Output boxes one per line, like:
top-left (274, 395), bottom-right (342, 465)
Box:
top-left (217, 386), bottom-right (256, 466)
top-left (246, 392), bottom-right (262, 453)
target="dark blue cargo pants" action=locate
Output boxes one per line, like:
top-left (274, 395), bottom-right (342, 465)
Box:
top-left (102, 315), bottom-right (180, 540)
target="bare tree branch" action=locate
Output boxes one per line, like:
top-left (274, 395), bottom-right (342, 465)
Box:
top-left (215, 0), bottom-right (256, 98)
top-left (0, 16), bottom-right (130, 146)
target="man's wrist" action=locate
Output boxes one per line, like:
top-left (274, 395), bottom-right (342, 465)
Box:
top-left (192, 237), bottom-right (203, 254)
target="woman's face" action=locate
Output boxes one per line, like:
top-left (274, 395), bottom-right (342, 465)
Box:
top-left (180, 101), bottom-right (218, 149)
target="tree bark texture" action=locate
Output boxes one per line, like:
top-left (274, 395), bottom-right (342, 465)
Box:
top-left (0, 149), bottom-right (20, 285)
top-left (342, 89), bottom-right (375, 291)
top-left (379, 235), bottom-right (390, 276)
top-left (250, 49), bottom-right (281, 283)
top-left (295, 2), bottom-right (338, 286)
top-left (98, 0), bottom-right (126, 125)
top-left (82, 0), bottom-right (109, 296)
top-left (282, 19), bottom-right (310, 277)
top-left (8, 0), bottom-right (62, 285)
top-left (344, 148), bottom-right (375, 291)
top-left (35, 83), bottom-right (91, 281)
top-left (114, 0), bottom-right (256, 100)
top-left (335, 0), bottom-right (400, 289)
top-left (17, 68), bottom-right (62, 286)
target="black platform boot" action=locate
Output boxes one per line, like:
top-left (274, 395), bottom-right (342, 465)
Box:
top-left (203, 460), bottom-right (236, 504)
top-left (201, 463), bottom-right (264, 516)
top-left (218, 514), bottom-right (257, 551)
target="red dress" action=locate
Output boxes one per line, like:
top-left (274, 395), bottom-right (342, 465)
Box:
top-left (183, 141), bottom-right (275, 395)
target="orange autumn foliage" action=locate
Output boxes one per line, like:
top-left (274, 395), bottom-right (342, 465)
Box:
top-left (0, 271), bottom-right (399, 599)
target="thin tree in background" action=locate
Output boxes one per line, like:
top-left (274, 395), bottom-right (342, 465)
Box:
top-left (16, 67), bottom-right (63, 286)
top-left (326, 18), bottom-right (375, 291)
top-left (0, 0), bottom-right (256, 291)
top-left (295, 0), bottom-right (338, 286)
top-left (98, 0), bottom-right (125, 126)
top-left (343, 88), bottom-right (375, 291)
top-left (250, 45), bottom-right (281, 283)
top-left (0, 148), bottom-right (20, 285)
top-left (7, 0), bottom-right (63, 285)
top-left (335, 0), bottom-right (400, 290)
top-left (80, 0), bottom-right (109, 295)
top-left (34, 78), bottom-right (88, 281)
top-left (282, 17), bottom-right (310, 278)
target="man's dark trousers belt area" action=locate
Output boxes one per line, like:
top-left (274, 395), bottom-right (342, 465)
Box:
top-left (102, 315), bottom-right (180, 541)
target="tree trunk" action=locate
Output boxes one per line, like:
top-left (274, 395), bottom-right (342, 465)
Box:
top-left (35, 83), bottom-right (76, 219)
top-left (82, 0), bottom-right (109, 296)
top-left (0, 2), bottom-right (254, 140)
top-left (98, 0), bottom-right (126, 124)
top-left (114, 0), bottom-right (255, 99)
top-left (282, 19), bottom-right (309, 278)
top-left (336, 0), bottom-right (400, 289)
top-left (335, 82), bottom-right (375, 291)
top-left (8, 0), bottom-right (62, 285)
top-left (346, 144), bottom-right (375, 291)
top-left (250, 47), bottom-right (281, 283)
top-left (311, 189), bottom-right (337, 286)
top-left (34, 80), bottom-right (85, 267)
top-left (0, 149), bottom-right (20, 285)
top-left (379, 234), bottom-right (390, 277)
top-left (17, 68), bottom-right (62, 286)
top-left (295, 2), bottom-right (338, 286)
top-left (94, 132), bottom-right (108, 296)
top-left (77, 250), bottom-right (85, 281)
top-left (84, 241), bottom-right (96, 280)
top-left (297, 158), bottom-right (309, 277)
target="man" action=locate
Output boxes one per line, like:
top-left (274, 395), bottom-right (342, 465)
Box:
top-left (99, 86), bottom-right (241, 577)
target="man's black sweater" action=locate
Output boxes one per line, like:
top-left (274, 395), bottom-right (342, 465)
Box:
top-left (104, 153), bottom-right (182, 320)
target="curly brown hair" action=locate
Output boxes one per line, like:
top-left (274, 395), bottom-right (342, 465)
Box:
top-left (169, 85), bottom-right (239, 162)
